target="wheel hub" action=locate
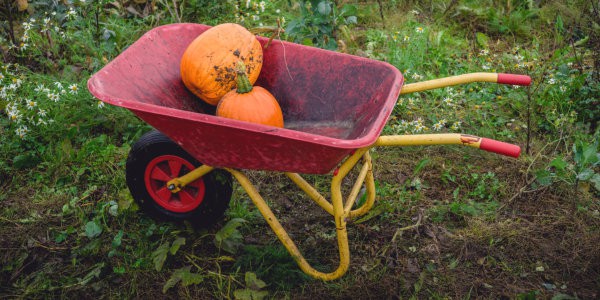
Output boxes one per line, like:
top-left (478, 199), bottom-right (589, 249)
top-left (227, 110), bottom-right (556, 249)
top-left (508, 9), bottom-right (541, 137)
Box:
top-left (144, 155), bottom-right (206, 213)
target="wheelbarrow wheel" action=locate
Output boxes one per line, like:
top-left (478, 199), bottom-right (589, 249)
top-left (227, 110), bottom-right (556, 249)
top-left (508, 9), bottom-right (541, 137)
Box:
top-left (126, 130), bottom-right (233, 228)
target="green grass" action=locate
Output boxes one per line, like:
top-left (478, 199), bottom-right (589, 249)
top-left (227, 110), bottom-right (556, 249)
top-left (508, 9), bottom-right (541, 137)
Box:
top-left (2, 0), bottom-right (599, 299)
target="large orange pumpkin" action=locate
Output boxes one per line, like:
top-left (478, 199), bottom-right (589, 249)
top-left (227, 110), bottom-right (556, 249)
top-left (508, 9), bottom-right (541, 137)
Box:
top-left (217, 62), bottom-right (284, 128)
top-left (180, 23), bottom-right (263, 106)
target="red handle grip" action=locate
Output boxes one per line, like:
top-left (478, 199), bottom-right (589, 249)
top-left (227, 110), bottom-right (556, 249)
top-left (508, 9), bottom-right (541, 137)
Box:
top-left (480, 138), bottom-right (521, 158)
top-left (497, 73), bottom-right (531, 86)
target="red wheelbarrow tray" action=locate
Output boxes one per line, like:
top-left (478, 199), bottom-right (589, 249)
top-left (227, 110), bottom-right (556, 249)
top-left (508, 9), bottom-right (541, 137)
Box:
top-left (88, 23), bottom-right (404, 174)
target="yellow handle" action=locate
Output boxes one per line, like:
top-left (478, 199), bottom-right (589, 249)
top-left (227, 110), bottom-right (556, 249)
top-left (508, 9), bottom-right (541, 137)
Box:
top-left (400, 72), bottom-right (498, 94)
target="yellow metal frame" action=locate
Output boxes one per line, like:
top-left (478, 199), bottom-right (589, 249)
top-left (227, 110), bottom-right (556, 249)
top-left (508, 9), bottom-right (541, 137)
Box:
top-left (166, 133), bottom-right (492, 281)
top-left (163, 72), bottom-right (524, 281)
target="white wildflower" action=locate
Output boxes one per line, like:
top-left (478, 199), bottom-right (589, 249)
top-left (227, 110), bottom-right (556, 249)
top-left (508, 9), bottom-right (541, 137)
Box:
top-left (48, 92), bottom-right (60, 102)
top-left (443, 97), bottom-right (454, 107)
top-left (514, 54), bottom-right (524, 62)
top-left (450, 121), bottom-right (462, 130)
top-left (16, 125), bottom-right (28, 138)
top-left (68, 84), bottom-right (78, 94)
top-left (8, 108), bottom-right (22, 122)
top-left (34, 84), bottom-right (46, 92)
top-left (22, 21), bottom-right (33, 31)
top-left (411, 73), bottom-right (423, 80)
top-left (26, 99), bottom-right (37, 110)
top-left (66, 7), bottom-right (77, 19)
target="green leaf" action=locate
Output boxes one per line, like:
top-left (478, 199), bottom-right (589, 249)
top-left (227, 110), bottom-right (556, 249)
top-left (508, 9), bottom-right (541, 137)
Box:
top-left (13, 154), bottom-right (40, 169)
top-left (574, 141), bottom-right (599, 167)
top-left (245, 272), bottom-right (267, 290)
top-left (108, 201), bottom-right (119, 216)
top-left (340, 4), bottom-right (358, 16)
top-left (413, 158), bottom-right (430, 174)
top-left (551, 293), bottom-right (578, 300)
top-left (85, 220), bottom-right (103, 239)
top-left (55, 231), bottom-right (68, 243)
top-left (60, 138), bottom-right (73, 159)
top-left (234, 289), bottom-right (269, 300)
top-left (555, 15), bottom-right (564, 32)
top-left (590, 174), bottom-right (600, 191)
top-left (353, 203), bottom-right (385, 224)
top-left (162, 266), bottom-right (204, 294)
top-left (582, 146), bottom-right (599, 165)
top-left (573, 36), bottom-right (589, 47)
top-left (317, 1), bottom-right (332, 15)
top-left (79, 262), bottom-right (105, 285)
top-left (118, 188), bottom-right (135, 212)
top-left (214, 218), bottom-right (246, 254)
top-left (433, 30), bottom-right (445, 46)
top-left (180, 270), bottom-right (204, 286)
top-left (452, 187), bottom-right (460, 200)
top-left (549, 157), bottom-right (568, 171)
top-left (535, 169), bottom-right (553, 186)
top-left (152, 242), bottom-right (170, 271)
top-left (345, 16), bottom-right (357, 24)
top-left (234, 289), bottom-right (253, 300)
top-left (475, 32), bottom-right (490, 48)
top-left (577, 168), bottom-right (595, 181)
top-left (112, 230), bottom-right (123, 248)
top-left (170, 237), bottom-right (186, 255)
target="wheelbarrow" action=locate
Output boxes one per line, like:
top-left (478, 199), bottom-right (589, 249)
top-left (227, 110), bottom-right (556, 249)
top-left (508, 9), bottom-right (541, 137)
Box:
top-left (88, 23), bottom-right (531, 281)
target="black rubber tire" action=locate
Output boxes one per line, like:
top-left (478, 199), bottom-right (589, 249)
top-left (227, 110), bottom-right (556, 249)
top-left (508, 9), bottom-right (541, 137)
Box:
top-left (126, 130), bottom-right (233, 228)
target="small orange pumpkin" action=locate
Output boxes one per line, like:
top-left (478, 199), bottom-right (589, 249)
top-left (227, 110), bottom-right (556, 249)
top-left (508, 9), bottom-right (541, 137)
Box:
top-left (217, 62), bottom-right (284, 128)
top-left (180, 23), bottom-right (263, 106)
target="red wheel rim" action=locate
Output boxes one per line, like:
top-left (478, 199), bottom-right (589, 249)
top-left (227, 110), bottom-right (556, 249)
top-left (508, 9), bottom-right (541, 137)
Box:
top-left (144, 155), bottom-right (206, 213)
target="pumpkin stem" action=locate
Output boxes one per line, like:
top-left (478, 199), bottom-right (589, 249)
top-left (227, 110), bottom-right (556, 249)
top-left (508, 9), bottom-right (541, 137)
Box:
top-left (235, 61), bottom-right (253, 94)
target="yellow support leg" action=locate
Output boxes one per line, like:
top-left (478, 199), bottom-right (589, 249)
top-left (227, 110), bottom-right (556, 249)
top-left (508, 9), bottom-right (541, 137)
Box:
top-left (226, 168), bottom-right (350, 281)
top-left (284, 150), bottom-right (377, 219)
top-left (165, 149), bottom-right (379, 280)
top-left (222, 148), bottom-right (377, 280)
top-left (285, 172), bottom-right (333, 215)
top-left (348, 151), bottom-right (377, 218)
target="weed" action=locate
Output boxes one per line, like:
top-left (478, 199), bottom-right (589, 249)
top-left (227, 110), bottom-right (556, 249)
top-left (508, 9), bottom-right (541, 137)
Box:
top-left (285, 0), bottom-right (357, 49)
top-left (535, 135), bottom-right (600, 195)
top-left (429, 170), bottom-right (503, 222)
top-left (235, 244), bottom-right (309, 289)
